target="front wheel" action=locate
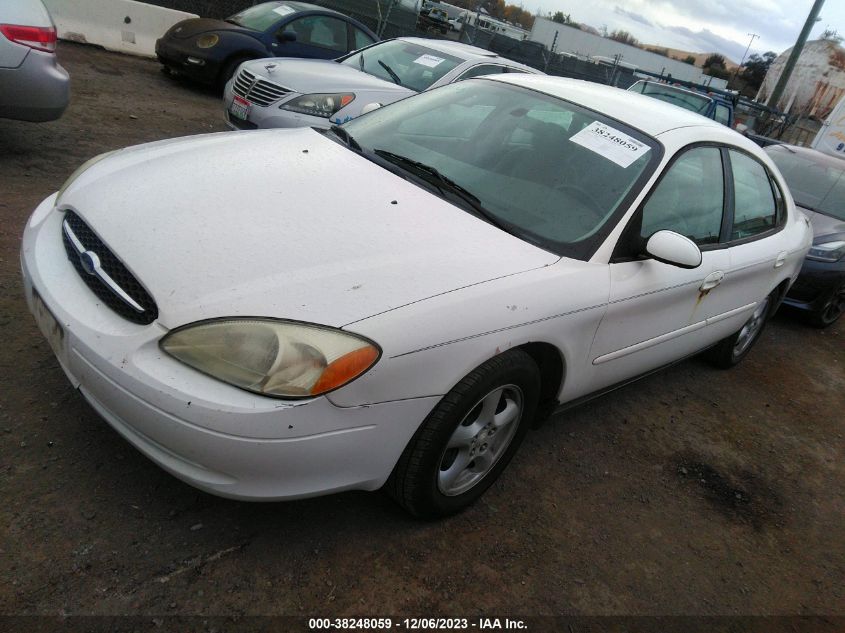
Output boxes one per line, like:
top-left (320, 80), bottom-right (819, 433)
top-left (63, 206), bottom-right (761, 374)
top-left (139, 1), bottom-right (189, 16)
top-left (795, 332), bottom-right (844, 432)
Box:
top-left (705, 291), bottom-right (774, 368)
top-left (386, 349), bottom-right (540, 518)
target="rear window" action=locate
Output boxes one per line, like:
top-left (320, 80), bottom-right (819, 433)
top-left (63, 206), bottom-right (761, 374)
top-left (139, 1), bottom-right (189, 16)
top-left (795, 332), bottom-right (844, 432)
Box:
top-left (629, 81), bottom-right (711, 115)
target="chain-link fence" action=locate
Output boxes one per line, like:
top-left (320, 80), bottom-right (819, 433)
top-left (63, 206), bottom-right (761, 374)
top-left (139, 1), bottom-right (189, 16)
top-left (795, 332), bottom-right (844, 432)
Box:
top-left (144, 0), bottom-right (638, 88)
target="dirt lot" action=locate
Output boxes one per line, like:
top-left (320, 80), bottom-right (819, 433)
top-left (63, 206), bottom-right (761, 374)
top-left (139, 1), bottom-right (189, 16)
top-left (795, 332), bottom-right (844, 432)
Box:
top-left (1, 43), bottom-right (844, 629)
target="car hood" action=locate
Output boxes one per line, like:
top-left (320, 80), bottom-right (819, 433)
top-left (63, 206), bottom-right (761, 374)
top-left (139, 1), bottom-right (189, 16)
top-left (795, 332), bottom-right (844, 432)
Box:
top-left (799, 207), bottom-right (845, 243)
top-left (242, 57), bottom-right (414, 96)
top-left (61, 129), bottom-right (558, 329)
top-left (166, 18), bottom-right (248, 39)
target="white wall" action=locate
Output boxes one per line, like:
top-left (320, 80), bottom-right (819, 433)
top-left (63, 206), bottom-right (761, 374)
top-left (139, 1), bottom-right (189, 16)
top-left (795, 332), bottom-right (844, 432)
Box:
top-left (530, 17), bottom-right (727, 89)
top-left (757, 40), bottom-right (845, 119)
top-left (43, 0), bottom-right (197, 58)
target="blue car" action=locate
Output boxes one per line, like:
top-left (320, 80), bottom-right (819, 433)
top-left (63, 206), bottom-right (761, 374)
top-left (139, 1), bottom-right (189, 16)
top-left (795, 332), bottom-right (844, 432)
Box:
top-left (766, 144), bottom-right (845, 327)
top-left (155, 1), bottom-right (377, 88)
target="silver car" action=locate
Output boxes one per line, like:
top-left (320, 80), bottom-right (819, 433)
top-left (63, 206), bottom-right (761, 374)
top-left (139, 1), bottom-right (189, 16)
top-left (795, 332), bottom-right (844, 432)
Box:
top-left (223, 37), bottom-right (540, 130)
top-left (0, 0), bottom-right (69, 122)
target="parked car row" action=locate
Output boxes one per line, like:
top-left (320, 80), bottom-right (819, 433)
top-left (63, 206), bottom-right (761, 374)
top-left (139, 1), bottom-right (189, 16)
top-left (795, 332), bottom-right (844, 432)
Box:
top-left (13, 1), bottom-right (843, 518)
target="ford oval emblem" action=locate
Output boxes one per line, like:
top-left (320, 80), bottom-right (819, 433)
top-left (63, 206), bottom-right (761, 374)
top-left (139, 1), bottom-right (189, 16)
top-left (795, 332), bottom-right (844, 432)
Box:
top-left (80, 250), bottom-right (100, 276)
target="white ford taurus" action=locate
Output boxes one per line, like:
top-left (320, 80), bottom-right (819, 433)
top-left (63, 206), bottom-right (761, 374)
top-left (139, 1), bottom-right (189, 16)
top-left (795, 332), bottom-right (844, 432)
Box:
top-left (22, 76), bottom-right (811, 517)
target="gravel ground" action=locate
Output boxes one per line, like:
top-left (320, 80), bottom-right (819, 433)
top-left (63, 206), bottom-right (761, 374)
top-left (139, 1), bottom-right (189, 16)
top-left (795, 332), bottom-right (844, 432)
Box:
top-left (1, 43), bottom-right (843, 630)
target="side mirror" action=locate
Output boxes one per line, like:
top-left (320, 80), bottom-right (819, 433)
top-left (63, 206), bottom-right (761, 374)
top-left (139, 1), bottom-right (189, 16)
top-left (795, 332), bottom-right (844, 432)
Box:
top-left (360, 102), bottom-right (382, 115)
top-left (644, 230), bottom-right (702, 269)
top-left (277, 30), bottom-right (296, 43)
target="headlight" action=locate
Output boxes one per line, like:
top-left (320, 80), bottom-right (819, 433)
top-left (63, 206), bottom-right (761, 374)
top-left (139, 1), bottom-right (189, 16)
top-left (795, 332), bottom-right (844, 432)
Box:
top-left (56, 151), bottom-right (116, 203)
top-left (280, 93), bottom-right (355, 118)
top-left (161, 319), bottom-right (380, 398)
top-left (196, 33), bottom-right (219, 48)
top-left (807, 240), bottom-right (845, 263)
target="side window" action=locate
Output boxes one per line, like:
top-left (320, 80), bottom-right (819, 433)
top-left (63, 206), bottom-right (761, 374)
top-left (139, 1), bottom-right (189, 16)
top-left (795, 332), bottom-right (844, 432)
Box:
top-left (729, 150), bottom-right (778, 240)
top-left (714, 104), bottom-right (731, 126)
top-left (351, 26), bottom-right (375, 51)
top-left (640, 147), bottom-right (724, 245)
top-left (285, 16), bottom-right (348, 52)
top-left (457, 64), bottom-right (507, 81)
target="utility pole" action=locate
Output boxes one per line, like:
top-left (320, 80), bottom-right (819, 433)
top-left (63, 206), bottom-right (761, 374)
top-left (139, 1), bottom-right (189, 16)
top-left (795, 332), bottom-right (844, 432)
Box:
top-left (766, 0), bottom-right (825, 110)
top-left (544, 30), bottom-right (558, 72)
top-left (731, 32), bottom-right (758, 85)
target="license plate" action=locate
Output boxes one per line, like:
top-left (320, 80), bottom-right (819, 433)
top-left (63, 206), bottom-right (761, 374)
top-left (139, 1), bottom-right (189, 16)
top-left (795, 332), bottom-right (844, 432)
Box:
top-left (230, 95), bottom-right (251, 120)
top-left (32, 290), bottom-right (66, 365)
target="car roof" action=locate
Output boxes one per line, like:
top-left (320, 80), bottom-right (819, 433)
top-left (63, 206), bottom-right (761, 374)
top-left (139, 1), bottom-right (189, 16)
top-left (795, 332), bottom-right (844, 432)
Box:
top-left (765, 143), bottom-right (845, 170)
top-left (397, 37), bottom-right (499, 59)
top-left (488, 75), bottom-right (726, 136)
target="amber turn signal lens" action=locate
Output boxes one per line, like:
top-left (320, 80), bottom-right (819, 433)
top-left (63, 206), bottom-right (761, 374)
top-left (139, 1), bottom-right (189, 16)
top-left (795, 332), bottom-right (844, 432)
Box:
top-left (311, 346), bottom-right (379, 395)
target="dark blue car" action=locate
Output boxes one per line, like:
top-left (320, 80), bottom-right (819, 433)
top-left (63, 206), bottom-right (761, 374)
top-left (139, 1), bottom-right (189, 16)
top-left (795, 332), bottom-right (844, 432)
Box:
top-left (766, 144), bottom-right (845, 327)
top-left (155, 1), bottom-right (378, 88)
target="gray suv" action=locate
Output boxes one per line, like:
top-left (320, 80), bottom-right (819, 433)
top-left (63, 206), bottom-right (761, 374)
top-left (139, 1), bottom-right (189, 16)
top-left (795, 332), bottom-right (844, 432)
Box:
top-left (0, 0), bottom-right (69, 121)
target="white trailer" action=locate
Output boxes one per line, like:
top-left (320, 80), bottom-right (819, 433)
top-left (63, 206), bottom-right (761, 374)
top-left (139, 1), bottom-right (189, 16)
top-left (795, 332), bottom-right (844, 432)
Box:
top-left (811, 95), bottom-right (845, 159)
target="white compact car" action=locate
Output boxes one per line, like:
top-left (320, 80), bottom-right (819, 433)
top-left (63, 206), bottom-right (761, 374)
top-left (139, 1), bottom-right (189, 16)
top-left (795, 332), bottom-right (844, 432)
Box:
top-left (22, 76), bottom-right (811, 518)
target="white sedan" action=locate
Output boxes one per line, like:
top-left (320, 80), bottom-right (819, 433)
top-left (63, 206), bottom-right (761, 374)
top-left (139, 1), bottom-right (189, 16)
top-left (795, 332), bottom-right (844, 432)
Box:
top-left (22, 76), bottom-right (811, 518)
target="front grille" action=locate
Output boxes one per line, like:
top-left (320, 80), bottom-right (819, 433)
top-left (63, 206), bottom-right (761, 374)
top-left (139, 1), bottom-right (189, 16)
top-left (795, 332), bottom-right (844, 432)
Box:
top-left (232, 67), bottom-right (291, 106)
top-left (62, 210), bottom-right (158, 325)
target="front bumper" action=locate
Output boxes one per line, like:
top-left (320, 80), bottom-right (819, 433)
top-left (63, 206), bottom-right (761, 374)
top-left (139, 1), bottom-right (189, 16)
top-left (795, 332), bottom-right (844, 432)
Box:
top-left (21, 195), bottom-right (438, 500)
top-left (155, 37), bottom-right (220, 84)
top-left (783, 256), bottom-right (845, 313)
top-left (0, 49), bottom-right (69, 122)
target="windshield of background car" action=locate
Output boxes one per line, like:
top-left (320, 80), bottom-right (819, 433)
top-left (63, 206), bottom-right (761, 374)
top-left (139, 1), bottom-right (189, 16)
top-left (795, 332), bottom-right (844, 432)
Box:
top-left (339, 40), bottom-right (464, 92)
top-left (629, 81), bottom-right (711, 114)
top-left (767, 147), bottom-right (845, 220)
top-left (342, 79), bottom-right (661, 259)
top-left (228, 2), bottom-right (291, 30)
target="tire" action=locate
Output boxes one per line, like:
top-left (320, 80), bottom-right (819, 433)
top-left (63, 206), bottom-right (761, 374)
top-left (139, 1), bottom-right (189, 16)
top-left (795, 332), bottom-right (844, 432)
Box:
top-left (705, 290), bottom-right (775, 369)
top-left (386, 349), bottom-right (540, 518)
top-left (218, 56), bottom-right (249, 90)
top-left (808, 281), bottom-right (845, 328)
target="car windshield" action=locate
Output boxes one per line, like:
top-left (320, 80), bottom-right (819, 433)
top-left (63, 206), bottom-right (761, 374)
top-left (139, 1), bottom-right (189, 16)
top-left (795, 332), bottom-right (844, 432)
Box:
top-left (767, 147), bottom-right (845, 220)
top-left (227, 2), bottom-right (293, 30)
top-left (339, 40), bottom-right (464, 92)
top-left (629, 81), bottom-right (711, 114)
top-left (341, 80), bottom-right (660, 259)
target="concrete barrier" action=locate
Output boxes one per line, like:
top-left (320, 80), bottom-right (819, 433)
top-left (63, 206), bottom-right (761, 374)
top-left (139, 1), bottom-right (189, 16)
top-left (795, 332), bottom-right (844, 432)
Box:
top-left (43, 0), bottom-right (198, 58)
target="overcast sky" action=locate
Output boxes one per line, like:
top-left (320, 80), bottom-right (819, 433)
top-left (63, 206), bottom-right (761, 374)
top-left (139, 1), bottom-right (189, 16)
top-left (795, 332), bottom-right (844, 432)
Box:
top-left (531, 0), bottom-right (845, 63)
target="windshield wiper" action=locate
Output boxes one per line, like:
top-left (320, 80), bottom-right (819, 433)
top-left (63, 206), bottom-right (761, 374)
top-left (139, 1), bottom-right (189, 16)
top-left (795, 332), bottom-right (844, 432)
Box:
top-left (372, 149), bottom-right (509, 231)
top-left (378, 60), bottom-right (402, 86)
top-left (329, 125), bottom-right (361, 151)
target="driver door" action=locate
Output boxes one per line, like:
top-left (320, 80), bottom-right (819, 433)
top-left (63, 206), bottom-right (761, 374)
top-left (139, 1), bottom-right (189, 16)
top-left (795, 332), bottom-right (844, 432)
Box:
top-left (589, 145), bottom-right (731, 388)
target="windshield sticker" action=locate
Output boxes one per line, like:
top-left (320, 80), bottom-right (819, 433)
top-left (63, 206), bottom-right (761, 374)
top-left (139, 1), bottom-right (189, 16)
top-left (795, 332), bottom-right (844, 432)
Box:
top-left (273, 4), bottom-right (296, 16)
top-left (413, 54), bottom-right (445, 68)
top-left (569, 121), bottom-right (650, 168)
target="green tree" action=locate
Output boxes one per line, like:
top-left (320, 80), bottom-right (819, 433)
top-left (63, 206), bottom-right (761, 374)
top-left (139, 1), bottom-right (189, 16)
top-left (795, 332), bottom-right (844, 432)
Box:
top-left (683, 55), bottom-right (696, 65)
top-left (608, 29), bottom-right (638, 47)
top-left (740, 51), bottom-right (776, 90)
top-left (703, 53), bottom-right (726, 70)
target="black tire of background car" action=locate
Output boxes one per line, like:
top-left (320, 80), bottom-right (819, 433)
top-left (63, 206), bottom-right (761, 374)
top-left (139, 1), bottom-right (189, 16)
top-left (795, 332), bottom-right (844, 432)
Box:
top-left (808, 281), bottom-right (845, 329)
top-left (386, 349), bottom-right (540, 519)
top-left (704, 289), bottom-right (778, 369)
top-left (218, 55), bottom-right (252, 90)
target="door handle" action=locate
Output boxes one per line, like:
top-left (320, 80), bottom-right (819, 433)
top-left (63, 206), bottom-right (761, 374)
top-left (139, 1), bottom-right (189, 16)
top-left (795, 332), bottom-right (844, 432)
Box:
top-left (700, 271), bottom-right (724, 292)
top-left (774, 251), bottom-right (787, 268)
